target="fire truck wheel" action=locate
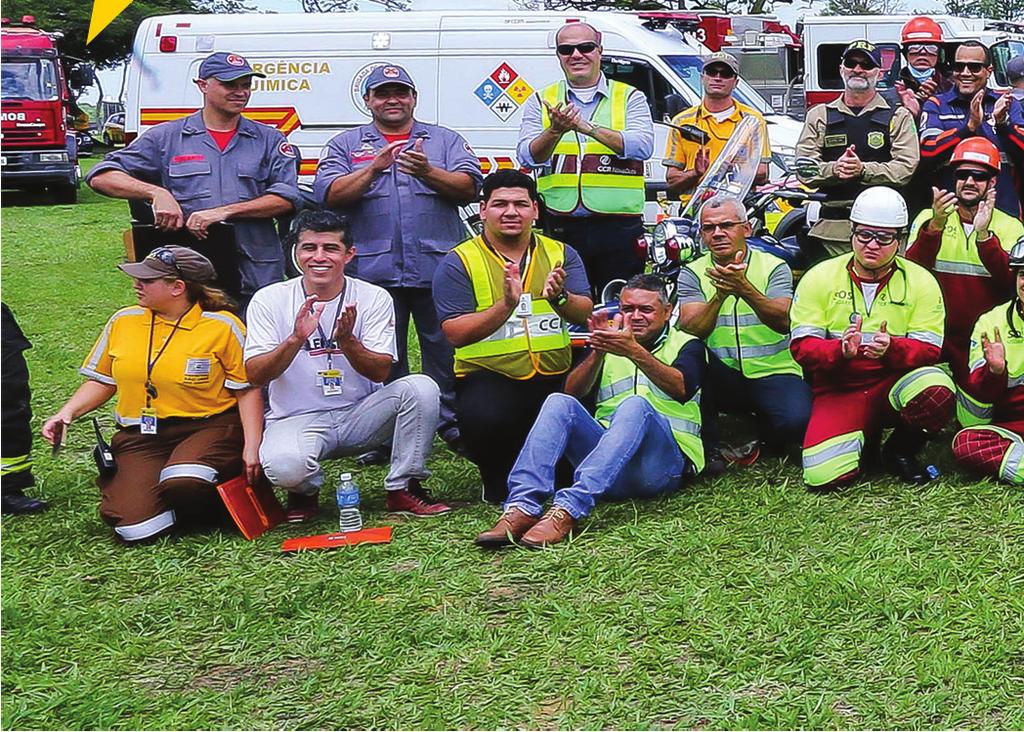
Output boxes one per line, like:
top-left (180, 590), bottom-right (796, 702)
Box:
top-left (50, 184), bottom-right (78, 205)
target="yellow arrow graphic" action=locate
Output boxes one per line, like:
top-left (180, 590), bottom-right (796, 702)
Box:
top-left (87, 0), bottom-right (134, 44)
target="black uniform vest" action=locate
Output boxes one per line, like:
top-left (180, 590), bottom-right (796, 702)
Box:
top-left (820, 104), bottom-right (896, 218)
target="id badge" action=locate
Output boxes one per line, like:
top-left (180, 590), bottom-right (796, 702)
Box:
top-left (318, 369), bottom-right (343, 396)
top-left (140, 407), bottom-right (158, 435)
top-left (515, 293), bottom-right (532, 317)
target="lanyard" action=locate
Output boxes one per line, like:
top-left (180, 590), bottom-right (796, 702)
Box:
top-left (145, 310), bottom-right (187, 406)
top-left (482, 234), bottom-right (533, 284)
top-left (304, 285), bottom-right (346, 370)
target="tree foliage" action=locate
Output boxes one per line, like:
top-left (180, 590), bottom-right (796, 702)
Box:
top-left (300, 0), bottom-right (409, 11)
top-left (821, 0), bottom-right (903, 15)
top-left (943, 0), bottom-right (1024, 19)
top-left (528, 0), bottom-right (794, 11)
top-left (1, 0), bottom-right (255, 69)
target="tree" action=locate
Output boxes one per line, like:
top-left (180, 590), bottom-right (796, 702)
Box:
top-left (300, 0), bottom-right (409, 12)
top-left (1, 0), bottom-right (257, 69)
top-left (528, 0), bottom-right (800, 15)
top-left (821, 0), bottom-right (902, 14)
top-left (943, 0), bottom-right (1024, 19)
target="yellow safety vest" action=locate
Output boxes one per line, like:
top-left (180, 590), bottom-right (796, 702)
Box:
top-left (537, 80), bottom-right (645, 216)
top-left (685, 248), bottom-right (802, 379)
top-left (909, 208), bottom-right (1023, 278)
top-left (452, 233), bottom-right (571, 379)
top-left (595, 327), bottom-right (705, 472)
top-left (956, 301), bottom-right (1024, 426)
top-left (791, 254), bottom-right (946, 352)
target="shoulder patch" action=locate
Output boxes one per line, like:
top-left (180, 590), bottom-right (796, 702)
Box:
top-left (278, 141), bottom-right (296, 158)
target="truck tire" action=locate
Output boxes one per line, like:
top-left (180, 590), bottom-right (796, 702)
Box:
top-left (51, 184), bottom-right (78, 205)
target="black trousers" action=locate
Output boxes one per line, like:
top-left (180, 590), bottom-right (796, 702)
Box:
top-left (2, 304), bottom-right (34, 493)
top-left (386, 286), bottom-right (457, 435)
top-left (455, 370), bottom-right (565, 503)
top-left (544, 214), bottom-right (645, 300)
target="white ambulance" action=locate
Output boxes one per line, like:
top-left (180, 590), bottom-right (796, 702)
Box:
top-left (123, 10), bottom-right (803, 199)
top-left (801, 15), bottom-right (1024, 109)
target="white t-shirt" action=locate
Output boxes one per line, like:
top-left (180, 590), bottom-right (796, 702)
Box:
top-left (244, 276), bottom-right (398, 421)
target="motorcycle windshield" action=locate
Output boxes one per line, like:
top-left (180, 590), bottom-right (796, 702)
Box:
top-left (680, 114), bottom-right (765, 220)
top-left (661, 55), bottom-right (772, 115)
top-left (1, 60), bottom-right (59, 102)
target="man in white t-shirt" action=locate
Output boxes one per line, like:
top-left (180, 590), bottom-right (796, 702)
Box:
top-left (244, 210), bottom-right (450, 521)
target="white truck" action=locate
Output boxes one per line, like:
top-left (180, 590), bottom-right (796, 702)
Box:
top-left (800, 15), bottom-right (1024, 110)
top-left (123, 10), bottom-right (803, 204)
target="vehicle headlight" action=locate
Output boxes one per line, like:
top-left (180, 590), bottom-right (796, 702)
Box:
top-left (39, 152), bottom-right (68, 162)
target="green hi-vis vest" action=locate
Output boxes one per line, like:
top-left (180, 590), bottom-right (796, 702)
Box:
top-left (910, 208), bottom-right (1024, 279)
top-left (537, 80), bottom-right (645, 216)
top-left (957, 301), bottom-right (1024, 427)
top-left (595, 328), bottom-right (705, 473)
top-left (452, 233), bottom-right (572, 379)
top-left (686, 248), bottom-right (802, 379)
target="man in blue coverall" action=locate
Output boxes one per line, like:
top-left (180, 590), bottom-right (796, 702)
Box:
top-left (87, 52), bottom-right (302, 305)
top-left (314, 64), bottom-right (483, 452)
top-left (919, 41), bottom-right (1024, 218)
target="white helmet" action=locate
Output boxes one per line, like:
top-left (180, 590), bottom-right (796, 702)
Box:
top-left (849, 187), bottom-right (909, 229)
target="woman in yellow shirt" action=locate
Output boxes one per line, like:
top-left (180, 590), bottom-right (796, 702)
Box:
top-left (42, 246), bottom-right (263, 544)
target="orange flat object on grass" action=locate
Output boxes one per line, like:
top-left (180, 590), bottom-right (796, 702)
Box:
top-left (281, 526), bottom-right (393, 552)
top-left (216, 475), bottom-right (286, 540)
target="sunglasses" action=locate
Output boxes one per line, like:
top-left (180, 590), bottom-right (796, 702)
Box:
top-left (952, 61), bottom-right (987, 73)
top-left (700, 221), bottom-right (746, 234)
top-left (907, 44), bottom-right (939, 55)
top-left (150, 247), bottom-right (183, 276)
top-left (954, 168), bottom-right (995, 182)
top-left (843, 58), bottom-right (878, 71)
top-left (556, 42), bottom-right (599, 56)
top-left (704, 65), bottom-right (737, 79)
top-left (853, 228), bottom-right (899, 246)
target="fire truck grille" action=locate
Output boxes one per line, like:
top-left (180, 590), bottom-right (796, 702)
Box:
top-left (2, 129), bottom-right (47, 142)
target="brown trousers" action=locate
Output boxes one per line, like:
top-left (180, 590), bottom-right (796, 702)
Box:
top-left (99, 409), bottom-right (243, 542)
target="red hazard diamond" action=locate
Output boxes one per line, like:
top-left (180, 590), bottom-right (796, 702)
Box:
top-left (490, 63), bottom-right (518, 89)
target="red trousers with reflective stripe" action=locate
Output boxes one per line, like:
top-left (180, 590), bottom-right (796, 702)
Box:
top-left (804, 376), bottom-right (953, 477)
top-left (952, 424), bottom-right (1023, 483)
top-left (99, 409), bottom-right (243, 537)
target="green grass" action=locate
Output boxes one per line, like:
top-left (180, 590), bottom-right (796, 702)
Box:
top-left (2, 163), bottom-right (1024, 729)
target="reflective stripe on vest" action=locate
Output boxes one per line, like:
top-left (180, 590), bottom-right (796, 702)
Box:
top-left (802, 430), bottom-right (864, 487)
top-left (689, 250), bottom-right (802, 379)
top-left (537, 80), bottom-right (645, 215)
top-left (595, 328), bottom-right (704, 472)
top-left (956, 388), bottom-right (994, 427)
top-left (959, 302), bottom-right (1024, 427)
top-left (911, 208), bottom-right (1024, 281)
top-left (452, 234), bottom-right (571, 379)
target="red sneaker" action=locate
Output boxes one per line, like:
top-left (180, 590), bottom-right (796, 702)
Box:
top-left (285, 492), bottom-right (319, 523)
top-left (385, 479), bottom-right (451, 517)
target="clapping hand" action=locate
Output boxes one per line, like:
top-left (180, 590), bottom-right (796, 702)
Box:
top-left (842, 314), bottom-right (863, 359)
top-left (861, 320), bottom-right (890, 359)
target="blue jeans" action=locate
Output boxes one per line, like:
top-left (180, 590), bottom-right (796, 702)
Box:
top-left (504, 393), bottom-right (687, 520)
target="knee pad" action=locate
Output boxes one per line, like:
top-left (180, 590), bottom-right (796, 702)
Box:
top-left (901, 385), bottom-right (955, 433)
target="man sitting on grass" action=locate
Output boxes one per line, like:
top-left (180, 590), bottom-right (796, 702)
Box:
top-left (474, 274), bottom-right (706, 549)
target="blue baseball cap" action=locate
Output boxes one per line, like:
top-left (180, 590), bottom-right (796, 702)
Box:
top-left (362, 64), bottom-right (416, 95)
top-left (197, 52), bottom-right (265, 82)
top-left (842, 40), bottom-right (882, 69)
top-left (1007, 55), bottom-right (1024, 83)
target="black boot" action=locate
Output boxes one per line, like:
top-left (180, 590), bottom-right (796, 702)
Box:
top-left (1, 489), bottom-right (48, 515)
top-left (882, 428), bottom-right (936, 485)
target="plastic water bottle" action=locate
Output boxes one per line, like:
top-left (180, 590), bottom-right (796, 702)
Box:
top-left (336, 472), bottom-right (362, 533)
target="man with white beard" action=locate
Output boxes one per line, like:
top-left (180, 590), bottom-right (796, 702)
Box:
top-left (795, 40), bottom-right (920, 256)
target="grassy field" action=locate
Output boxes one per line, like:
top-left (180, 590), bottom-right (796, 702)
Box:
top-left (2, 161), bottom-right (1023, 729)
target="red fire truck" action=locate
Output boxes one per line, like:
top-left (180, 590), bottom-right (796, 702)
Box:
top-left (1, 16), bottom-right (93, 203)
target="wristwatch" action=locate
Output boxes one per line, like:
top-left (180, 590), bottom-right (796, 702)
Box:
top-left (549, 289), bottom-right (569, 307)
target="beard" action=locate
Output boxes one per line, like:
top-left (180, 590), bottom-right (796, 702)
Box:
top-left (845, 76), bottom-right (872, 92)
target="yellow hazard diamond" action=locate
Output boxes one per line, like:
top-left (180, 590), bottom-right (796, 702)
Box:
top-left (506, 77), bottom-right (534, 106)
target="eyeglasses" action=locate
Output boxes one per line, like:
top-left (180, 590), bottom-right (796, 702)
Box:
top-left (954, 168), bottom-right (995, 182)
top-left (853, 228), bottom-right (899, 246)
top-left (700, 221), bottom-right (746, 234)
top-left (703, 65), bottom-right (737, 79)
top-left (556, 42), bottom-right (599, 56)
top-left (843, 58), bottom-right (878, 71)
top-left (150, 247), bottom-right (183, 276)
top-left (907, 44), bottom-right (939, 55)
top-left (952, 61), bottom-right (987, 73)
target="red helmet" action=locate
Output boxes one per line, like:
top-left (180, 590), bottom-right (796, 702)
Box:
top-left (901, 16), bottom-right (943, 45)
top-left (950, 137), bottom-right (1001, 172)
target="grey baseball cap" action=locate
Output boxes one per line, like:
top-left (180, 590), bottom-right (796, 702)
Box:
top-left (197, 52), bottom-right (265, 82)
top-left (119, 246), bottom-right (217, 282)
top-left (362, 63), bottom-right (416, 94)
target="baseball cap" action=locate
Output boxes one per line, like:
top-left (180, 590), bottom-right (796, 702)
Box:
top-left (702, 51), bottom-right (740, 75)
top-left (1007, 55), bottom-right (1024, 83)
top-left (842, 40), bottom-right (882, 69)
top-left (119, 246), bottom-right (217, 282)
top-left (197, 52), bottom-right (265, 82)
top-left (362, 64), bottom-right (416, 94)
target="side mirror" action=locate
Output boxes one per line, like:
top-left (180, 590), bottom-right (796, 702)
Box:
top-left (68, 63), bottom-right (96, 89)
top-left (663, 93), bottom-right (686, 121)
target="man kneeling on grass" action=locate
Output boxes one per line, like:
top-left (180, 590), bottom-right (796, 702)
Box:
top-left (475, 275), bottom-right (706, 549)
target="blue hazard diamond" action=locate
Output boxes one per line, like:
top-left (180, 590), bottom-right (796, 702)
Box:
top-left (474, 79), bottom-right (501, 106)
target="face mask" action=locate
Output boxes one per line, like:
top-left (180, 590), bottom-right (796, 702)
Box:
top-left (907, 64), bottom-right (935, 82)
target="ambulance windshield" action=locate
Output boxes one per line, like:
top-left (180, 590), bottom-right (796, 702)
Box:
top-left (661, 55), bottom-right (773, 115)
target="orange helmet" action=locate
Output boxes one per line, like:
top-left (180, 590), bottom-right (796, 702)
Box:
top-left (901, 16), bottom-right (943, 45)
top-left (950, 137), bottom-right (1001, 171)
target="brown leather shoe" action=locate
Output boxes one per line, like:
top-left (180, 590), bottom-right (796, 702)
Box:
top-left (474, 507), bottom-right (538, 548)
top-left (520, 506), bottom-right (577, 549)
